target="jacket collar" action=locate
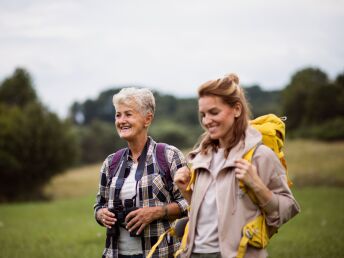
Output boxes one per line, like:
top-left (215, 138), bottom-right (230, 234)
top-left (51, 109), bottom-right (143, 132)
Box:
top-left (189, 126), bottom-right (262, 171)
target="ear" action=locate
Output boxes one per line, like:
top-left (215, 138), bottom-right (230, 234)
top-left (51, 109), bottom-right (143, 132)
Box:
top-left (233, 102), bottom-right (242, 118)
top-left (144, 112), bottom-right (153, 128)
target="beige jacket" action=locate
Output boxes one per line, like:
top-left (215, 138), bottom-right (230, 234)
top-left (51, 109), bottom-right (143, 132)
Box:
top-left (182, 126), bottom-right (300, 258)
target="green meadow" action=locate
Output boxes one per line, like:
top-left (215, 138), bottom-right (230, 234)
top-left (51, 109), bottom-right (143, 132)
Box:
top-left (0, 140), bottom-right (344, 258)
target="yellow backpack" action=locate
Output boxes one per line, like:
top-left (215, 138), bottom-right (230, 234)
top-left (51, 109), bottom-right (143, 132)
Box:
top-left (237, 114), bottom-right (292, 258)
top-left (148, 114), bottom-right (292, 258)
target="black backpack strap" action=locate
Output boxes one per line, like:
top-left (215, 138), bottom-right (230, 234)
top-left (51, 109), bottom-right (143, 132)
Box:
top-left (155, 143), bottom-right (173, 193)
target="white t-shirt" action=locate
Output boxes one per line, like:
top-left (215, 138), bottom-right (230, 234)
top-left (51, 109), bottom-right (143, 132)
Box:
top-left (193, 148), bottom-right (226, 253)
top-left (116, 162), bottom-right (143, 255)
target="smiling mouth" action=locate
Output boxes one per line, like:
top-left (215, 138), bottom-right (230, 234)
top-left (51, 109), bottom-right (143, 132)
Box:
top-left (119, 125), bottom-right (131, 132)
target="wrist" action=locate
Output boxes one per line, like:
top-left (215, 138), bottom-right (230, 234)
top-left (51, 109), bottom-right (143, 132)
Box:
top-left (161, 205), bottom-right (168, 220)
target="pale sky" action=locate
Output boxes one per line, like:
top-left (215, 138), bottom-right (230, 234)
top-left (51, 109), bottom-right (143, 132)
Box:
top-left (1, 0), bottom-right (343, 117)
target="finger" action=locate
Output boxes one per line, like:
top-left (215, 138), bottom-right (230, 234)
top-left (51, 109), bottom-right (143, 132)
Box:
top-left (104, 210), bottom-right (115, 217)
top-left (235, 159), bottom-right (250, 166)
top-left (128, 219), bottom-right (143, 233)
top-left (125, 209), bottom-right (139, 224)
top-left (135, 223), bottom-right (146, 235)
top-left (235, 162), bottom-right (250, 171)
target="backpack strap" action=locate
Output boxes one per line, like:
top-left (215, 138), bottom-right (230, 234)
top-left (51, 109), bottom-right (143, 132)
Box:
top-left (107, 148), bottom-right (126, 184)
top-left (241, 143), bottom-right (263, 204)
top-left (155, 143), bottom-right (174, 192)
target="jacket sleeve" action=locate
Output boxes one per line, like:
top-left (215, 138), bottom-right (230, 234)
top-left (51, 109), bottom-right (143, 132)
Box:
top-left (166, 145), bottom-right (189, 216)
top-left (93, 157), bottom-right (111, 226)
top-left (253, 145), bottom-right (300, 228)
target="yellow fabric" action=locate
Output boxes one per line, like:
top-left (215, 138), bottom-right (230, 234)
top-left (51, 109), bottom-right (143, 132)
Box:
top-left (146, 228), bottom-right (175, 258)
top-left (237, 146), bottom-right (270, 258)
top-left (236, 215), bottom-right (269, 258)
top-left (186, 167), bottom-right (195, 191)
top-left (250, 114), bottom-right (293, 187)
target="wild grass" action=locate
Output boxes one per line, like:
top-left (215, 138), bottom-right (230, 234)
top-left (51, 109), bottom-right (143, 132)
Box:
top-left (285, 139), bottom-right (344, 187)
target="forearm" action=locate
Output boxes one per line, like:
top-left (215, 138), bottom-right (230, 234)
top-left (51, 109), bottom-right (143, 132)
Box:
top-left (250, 178), bottom-right (274, 206)
top-left (153, 202), bottom-right (182, 221)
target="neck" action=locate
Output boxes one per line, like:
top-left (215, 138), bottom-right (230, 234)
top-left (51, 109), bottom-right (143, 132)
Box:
top-left (128, 134), bottom-right (148, 162)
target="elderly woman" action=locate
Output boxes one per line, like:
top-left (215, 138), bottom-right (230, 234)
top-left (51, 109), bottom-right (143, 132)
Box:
top-left (94, 87), bottom-right (188, 258)
top-left (174, 74), bottom-right (300, 258)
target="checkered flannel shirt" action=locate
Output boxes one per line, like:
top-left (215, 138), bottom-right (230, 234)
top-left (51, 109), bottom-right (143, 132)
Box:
top-left (94, 137), bottom-right (188, 258)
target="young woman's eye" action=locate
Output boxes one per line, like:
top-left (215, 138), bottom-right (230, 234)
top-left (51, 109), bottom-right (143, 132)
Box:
top-left (210, 110), bottom-right (219, 115)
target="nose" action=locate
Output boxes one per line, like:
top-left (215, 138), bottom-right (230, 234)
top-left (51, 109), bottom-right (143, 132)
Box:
top-left (115, 115), bottom-right (126, 125)
top-left (202, 114), bottom-right (212, 127)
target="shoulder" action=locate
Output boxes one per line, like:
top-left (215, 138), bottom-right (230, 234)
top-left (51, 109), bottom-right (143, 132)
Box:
top-left (159, 143), bottom-right (186, 166)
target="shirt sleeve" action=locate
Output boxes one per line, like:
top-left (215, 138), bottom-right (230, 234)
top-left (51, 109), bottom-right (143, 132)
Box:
top-left (93, 156), bottom-right (111, 226)
top-left (253, 145), bottom-right (301, 229)
top-left (165, 145), bottom-right (189, 216)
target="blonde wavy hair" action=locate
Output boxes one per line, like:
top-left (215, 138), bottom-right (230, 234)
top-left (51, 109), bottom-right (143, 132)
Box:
top-left (197, 73), bottom-right (251, 157)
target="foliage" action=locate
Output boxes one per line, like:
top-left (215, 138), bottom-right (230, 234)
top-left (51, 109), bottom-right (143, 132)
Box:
top-left (282, 68), bottom-right (344, 135)
top-left (0, 68), bottom-right (37, 107)
top-left (245, 85), bottom-right (282, 117)
top-left (0, 68), bottom-right (78, 201)
top-left (76, 120), bottom-right (126, 164)
top-left (150, 119), bottom-right (202, 149)
top-left (291, 117), bottom-right (344, 141)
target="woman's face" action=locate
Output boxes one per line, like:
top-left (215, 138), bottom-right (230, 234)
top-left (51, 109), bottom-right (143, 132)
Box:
top-left (198, 95), bottom-right (241, 147)
top-left (115, 102), bottom-right (151, 142)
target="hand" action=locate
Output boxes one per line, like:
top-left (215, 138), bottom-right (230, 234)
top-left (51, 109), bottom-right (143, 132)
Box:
top-left (125, 207), bottom-right (160, 236)
top-left (234, 159), bottom-right (260, 189)
top-left (174, 166), bottom-right (191, 193)
top-left (97, 208), bottom-right (117, 228)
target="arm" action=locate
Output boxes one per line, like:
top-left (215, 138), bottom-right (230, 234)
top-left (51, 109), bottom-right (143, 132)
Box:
top-left (235, 146), bottom-right (300, 228)
top-left (94, 157), bottom-right (116, 228)
top-left (168, 146), bottom-right (190, 214)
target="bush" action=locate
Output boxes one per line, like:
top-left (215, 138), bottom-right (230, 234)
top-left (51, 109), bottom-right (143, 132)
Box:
top-left (150, 120), bottom-right (202, 149)
top-left (76, 120), bottom-right (126, 164)
top-left (0, 103), bottom-right (79, 201)
top-left (291, 117), bottom-right (344, 141)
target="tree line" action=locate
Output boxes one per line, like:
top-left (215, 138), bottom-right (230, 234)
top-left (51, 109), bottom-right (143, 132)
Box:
top-left (0, 67), bottom-right (343, 201)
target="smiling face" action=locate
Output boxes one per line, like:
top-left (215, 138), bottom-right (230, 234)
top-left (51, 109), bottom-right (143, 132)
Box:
top-left (198, 95), bottom-right (241, 148)
top-left (115, 101), bottom-right (152, 142)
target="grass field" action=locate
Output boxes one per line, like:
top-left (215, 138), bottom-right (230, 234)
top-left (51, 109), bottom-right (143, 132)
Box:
top-left (0, 139), bottom-right (344, 257)
top-left (1, 188), bottom-right (343, 258)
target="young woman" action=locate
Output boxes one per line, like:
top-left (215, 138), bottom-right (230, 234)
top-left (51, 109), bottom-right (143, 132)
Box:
top-left (94, 87), bottom-right (188, 258)
top-left (174, 74), bottom-right (300, 258)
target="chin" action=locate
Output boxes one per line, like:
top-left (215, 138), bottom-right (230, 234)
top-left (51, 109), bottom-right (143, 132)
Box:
top-left (209, 133), bottom-right (220, 140)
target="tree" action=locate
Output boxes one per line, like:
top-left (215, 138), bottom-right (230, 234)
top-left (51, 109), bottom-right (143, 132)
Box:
top-left (0, 68), bottom-right (37, 107)
top-left (282, 68), bottom-right (329, 129)
top-left (0, 68), bottom-right (78, 201)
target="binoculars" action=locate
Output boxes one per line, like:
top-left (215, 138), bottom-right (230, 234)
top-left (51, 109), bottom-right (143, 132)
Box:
top-left (107, 199), bottom-right (141, 237)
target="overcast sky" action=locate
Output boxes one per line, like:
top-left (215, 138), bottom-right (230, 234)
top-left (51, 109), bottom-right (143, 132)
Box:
top-left (1, 0), bottom-right (343, 117)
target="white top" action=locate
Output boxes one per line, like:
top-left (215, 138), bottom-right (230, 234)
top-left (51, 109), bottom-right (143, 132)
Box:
top-left (193, 148), bottom-right (225, 253)
top-left (117, 162), bottom-right (143, 255)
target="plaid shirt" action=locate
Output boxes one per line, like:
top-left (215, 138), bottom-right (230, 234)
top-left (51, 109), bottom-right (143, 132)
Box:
top-left (94, 137), bottom-right (188, 258)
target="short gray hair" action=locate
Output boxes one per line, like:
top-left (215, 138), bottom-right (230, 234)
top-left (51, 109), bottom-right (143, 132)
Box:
top-left (112, 87), bottom-right (155, 116)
